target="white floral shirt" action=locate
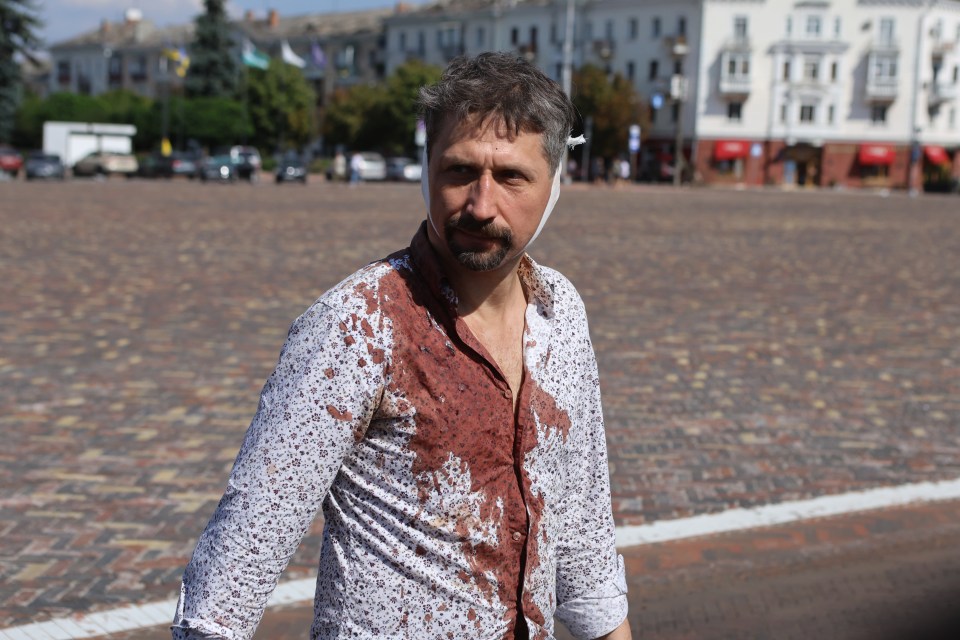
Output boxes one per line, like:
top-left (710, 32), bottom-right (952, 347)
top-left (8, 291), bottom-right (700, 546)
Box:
top-left (172, 224), bottom-right (627, 640)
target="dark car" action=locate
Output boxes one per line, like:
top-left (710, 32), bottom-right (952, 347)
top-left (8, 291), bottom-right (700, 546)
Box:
top-left (199, 155), bottom-right (236, 182)
top-left (0, 146), bottom-right (23, 177)
top-left (228, 146), bottom-right (261, 182)
top-left (275, 157), bottom-right (308, 184)
top-left (139, 151), bottom-right (201, 179)
top-left (24, 152), bottom-right (66, 180)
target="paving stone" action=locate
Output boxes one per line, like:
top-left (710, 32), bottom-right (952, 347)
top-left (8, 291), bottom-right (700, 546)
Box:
top-left (1, 181), bottom-right (958, 628)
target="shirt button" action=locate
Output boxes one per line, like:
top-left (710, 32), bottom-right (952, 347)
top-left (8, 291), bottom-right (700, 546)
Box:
top-left (512, 531), bottom-right (523, 542)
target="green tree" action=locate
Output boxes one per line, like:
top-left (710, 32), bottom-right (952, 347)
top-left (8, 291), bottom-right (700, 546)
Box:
top-left (0, 0), bottom-right (42, 142)
top-left (572, 64), bottom-right (649, 163)
top-left (173, 96), bottom-right (252, 150)
top-left (186, 0), bottom-right (239, 98)
top-left (244, 59), bottom-right (316, 152)
top-left (322, 60), bottom-right (441, 154)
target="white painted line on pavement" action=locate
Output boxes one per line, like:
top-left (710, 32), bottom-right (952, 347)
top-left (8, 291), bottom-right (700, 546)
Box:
top-left (615, 476), bottom-right (960, 547)
top-left (6, 476), bottom-right (960, 639)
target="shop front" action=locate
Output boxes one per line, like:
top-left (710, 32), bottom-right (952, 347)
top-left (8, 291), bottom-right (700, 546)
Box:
top-left (857, 143), bottom-right (895, 187)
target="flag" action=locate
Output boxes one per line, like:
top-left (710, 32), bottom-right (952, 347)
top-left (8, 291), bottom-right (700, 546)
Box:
top-left (162, 47), bottom-right (190, 78)
top-left (242, 38), bottom-right (270, 70)
top-left (310, 41), bottom-right (326, 69)
top-left (281, 40), bottom-right (306, 68)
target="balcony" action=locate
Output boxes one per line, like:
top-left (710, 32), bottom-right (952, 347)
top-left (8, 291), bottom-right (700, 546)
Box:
top-left (719, 74), bottom-right (751, 96)
top-left (664, 35), bottom-right (688, 58)
top-left (929, 79), bottom-right (958, 104)
top-left (865, 75), bottom-right (898, 102)
top-left (517, 42), bottom-right (537, 63)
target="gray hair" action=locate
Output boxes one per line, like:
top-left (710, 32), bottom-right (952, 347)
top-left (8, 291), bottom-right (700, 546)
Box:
top-left (417, 52), bottom-right (576, 173)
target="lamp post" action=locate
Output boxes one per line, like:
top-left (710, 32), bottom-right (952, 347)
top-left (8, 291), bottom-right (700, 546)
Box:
top-left (670, 37), bottom-right (688, 187)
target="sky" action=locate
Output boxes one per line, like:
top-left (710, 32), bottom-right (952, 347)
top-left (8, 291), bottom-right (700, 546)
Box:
top-left (37, 0), bottom-right (427, 48)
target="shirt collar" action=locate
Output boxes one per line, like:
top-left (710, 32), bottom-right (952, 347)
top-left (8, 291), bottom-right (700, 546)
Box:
top-left (408, 221), bottom-right (556, 320)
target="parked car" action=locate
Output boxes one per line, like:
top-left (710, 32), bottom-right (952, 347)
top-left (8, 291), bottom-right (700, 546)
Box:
top-left (138, 151), bottom-right (200, 179)
top-left (24, 152), bottom-right (65, 180)
top-left (228, 145), bottom-right (261, 182)
top-left (198, 155), bottom-right (236, 182)
top-left (0, 146), bottom-right (23, 177)
top-left (73, 151), bottom-right (138, 177)
top-left (275, 156), bottom-right (308, 184)
top-left (356, 151), bottom-right (387, 181)
top-left (386, 156), bottom-right (422, 182)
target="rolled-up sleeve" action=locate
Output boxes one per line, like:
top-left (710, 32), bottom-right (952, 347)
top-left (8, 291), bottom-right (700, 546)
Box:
top-left (172, 301), bottom-right (386, 639)
top-left (554, 322), bottom-right (628, 639)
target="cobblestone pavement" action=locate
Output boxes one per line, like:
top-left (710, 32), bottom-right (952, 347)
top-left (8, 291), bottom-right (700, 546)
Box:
top-left (1, 180), bottom-right (958, 627)
top-left (101, 499), bottom-right (960, 640)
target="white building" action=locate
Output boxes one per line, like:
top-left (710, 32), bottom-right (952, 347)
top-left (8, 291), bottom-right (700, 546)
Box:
top-left (384, 0), bottom-right (960, 190)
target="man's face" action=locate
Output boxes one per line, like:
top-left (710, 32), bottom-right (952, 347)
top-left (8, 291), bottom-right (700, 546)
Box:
top-left (427, 115), bottom-right (553, 273)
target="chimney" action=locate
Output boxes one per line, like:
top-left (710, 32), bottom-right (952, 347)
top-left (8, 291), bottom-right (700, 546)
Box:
top-left (268, 9), bottom-right (279, 29)
top-left (100, 19), bottom-right (111, 34)
top-left (244, 10), bottom-right (254, 22)
top-left (395, 2), bottom-right (411, 12)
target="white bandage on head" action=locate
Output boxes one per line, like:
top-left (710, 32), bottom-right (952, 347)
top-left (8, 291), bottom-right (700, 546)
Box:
top-left (421, 133), bottom-right (586, 254)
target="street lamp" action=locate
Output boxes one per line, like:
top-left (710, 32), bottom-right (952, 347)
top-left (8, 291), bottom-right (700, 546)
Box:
top-left (670, 37), bottom-right (688, 187)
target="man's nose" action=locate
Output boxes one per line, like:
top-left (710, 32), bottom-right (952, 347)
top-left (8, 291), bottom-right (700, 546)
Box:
top-left (467, 173), bottom-right (496, 220)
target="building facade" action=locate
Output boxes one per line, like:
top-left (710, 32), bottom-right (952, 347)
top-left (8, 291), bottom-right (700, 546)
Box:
top-left (383, 0), bottom-right (960, 190)
top-left (47, 1), bottom-right (960, 189)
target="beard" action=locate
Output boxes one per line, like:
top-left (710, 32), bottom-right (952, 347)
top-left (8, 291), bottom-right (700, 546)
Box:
top-left (444, 213), bottom-right (514, 271)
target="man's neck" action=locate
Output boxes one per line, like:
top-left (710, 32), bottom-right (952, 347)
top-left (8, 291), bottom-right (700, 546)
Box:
top-left (443, 254), bottom-right (527, 322)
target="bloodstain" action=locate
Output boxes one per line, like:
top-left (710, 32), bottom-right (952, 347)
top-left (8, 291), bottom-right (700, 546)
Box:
top-left (326, 404), bottom-right (353, 422)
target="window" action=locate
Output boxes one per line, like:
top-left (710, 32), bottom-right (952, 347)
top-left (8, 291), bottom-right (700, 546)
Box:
top-left (511, 27), bottom-right (519, 45)
top-left (671, 102), bottom-right (679, 123)
top-left (674, 59), bottom-right (683, 75)
top-left (803, 57), bottom-right (820, 81)
top-left (678, 16), bottom-right (686, 36)
top-left (828, 105), bottom-right (835, 123)
top-left (806, 15), bottom-right (822, 37)
top-left (780, 103), bottom-right (788, 123)
top-left (834, 17), bottom-right (842, 37)
top-left (648, 59), bottom-right (659, 80)
top-left (873, 55), bottom-right (897, 80)
top-left (530, 26), bottom-right (538, 48)
top-left (476, 26), bottom-right (485, 48)
top-left (783, 60), bottom-right (791, 81)
top-left (606, 20), bottom-right (614, 40)
top-left (417, 31), bottom-right (425, 55)
top-left (626, 61), bottom-right (635, 82)
top-left (726, 53), bottom-right (749, 79)
top-left (800, 104), bottom-right (816, 122)
top-left (951, 107), bottom-right (956, 128)
top-left (129, 54), bottom-right (147, 81)
top-left (786, 16), bottom-right (792, 36)
top-left (871, 104), bottom-right (888, 123)
top-left (107, 55), bottom-right (122, 84)
top-left (734, 16), bottom-right (748, 40)
top-left (953, 65), bottom-right (958, 83)
top-left (727, 102), bottom-right (743, 122)
top-left (831, 61), bottom-right (838, 81)
top-left (399, 31), bottom-right (407, 50)
top-left (879, 18), bottom-right (894, 45)
top-left (652, 16), bottom-right (661, 37)
top-left (629, 18), bottom-right (639, 40)
top-left (57, 60), bottom-right (70, 84)
top-left (550, 22), bottom-right (557, 45)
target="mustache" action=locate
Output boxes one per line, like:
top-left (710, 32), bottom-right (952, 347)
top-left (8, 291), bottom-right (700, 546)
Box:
top-left (445, 214), bottom-right (512, 241)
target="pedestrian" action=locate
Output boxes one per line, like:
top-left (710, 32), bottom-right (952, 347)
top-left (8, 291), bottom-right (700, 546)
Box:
top-left (172, 52), bottom-right (631, 640)
top-left (332, 150), bottom-right (346, 182)
top-left (349, 151), bottom-right (364, 185)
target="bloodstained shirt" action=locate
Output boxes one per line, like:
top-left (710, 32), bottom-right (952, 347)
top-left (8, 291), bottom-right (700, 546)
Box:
top-left (172, 223), bottom-right (627, 639)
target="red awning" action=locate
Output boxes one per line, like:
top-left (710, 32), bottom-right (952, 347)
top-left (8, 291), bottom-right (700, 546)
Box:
top-left (714, 140), bottom-right (751, 161)
top-left (858, 144), bottom-right (895, 166)
top-left (923, 145), bottom-right (950, 165)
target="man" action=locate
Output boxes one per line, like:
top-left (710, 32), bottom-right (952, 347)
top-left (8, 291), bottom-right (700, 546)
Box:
top-left (173, 52), bottom-right (630, 640)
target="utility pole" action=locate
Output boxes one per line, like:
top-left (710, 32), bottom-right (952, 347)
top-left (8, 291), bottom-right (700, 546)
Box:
top-left (561, 0), bottom-right (576, 181)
